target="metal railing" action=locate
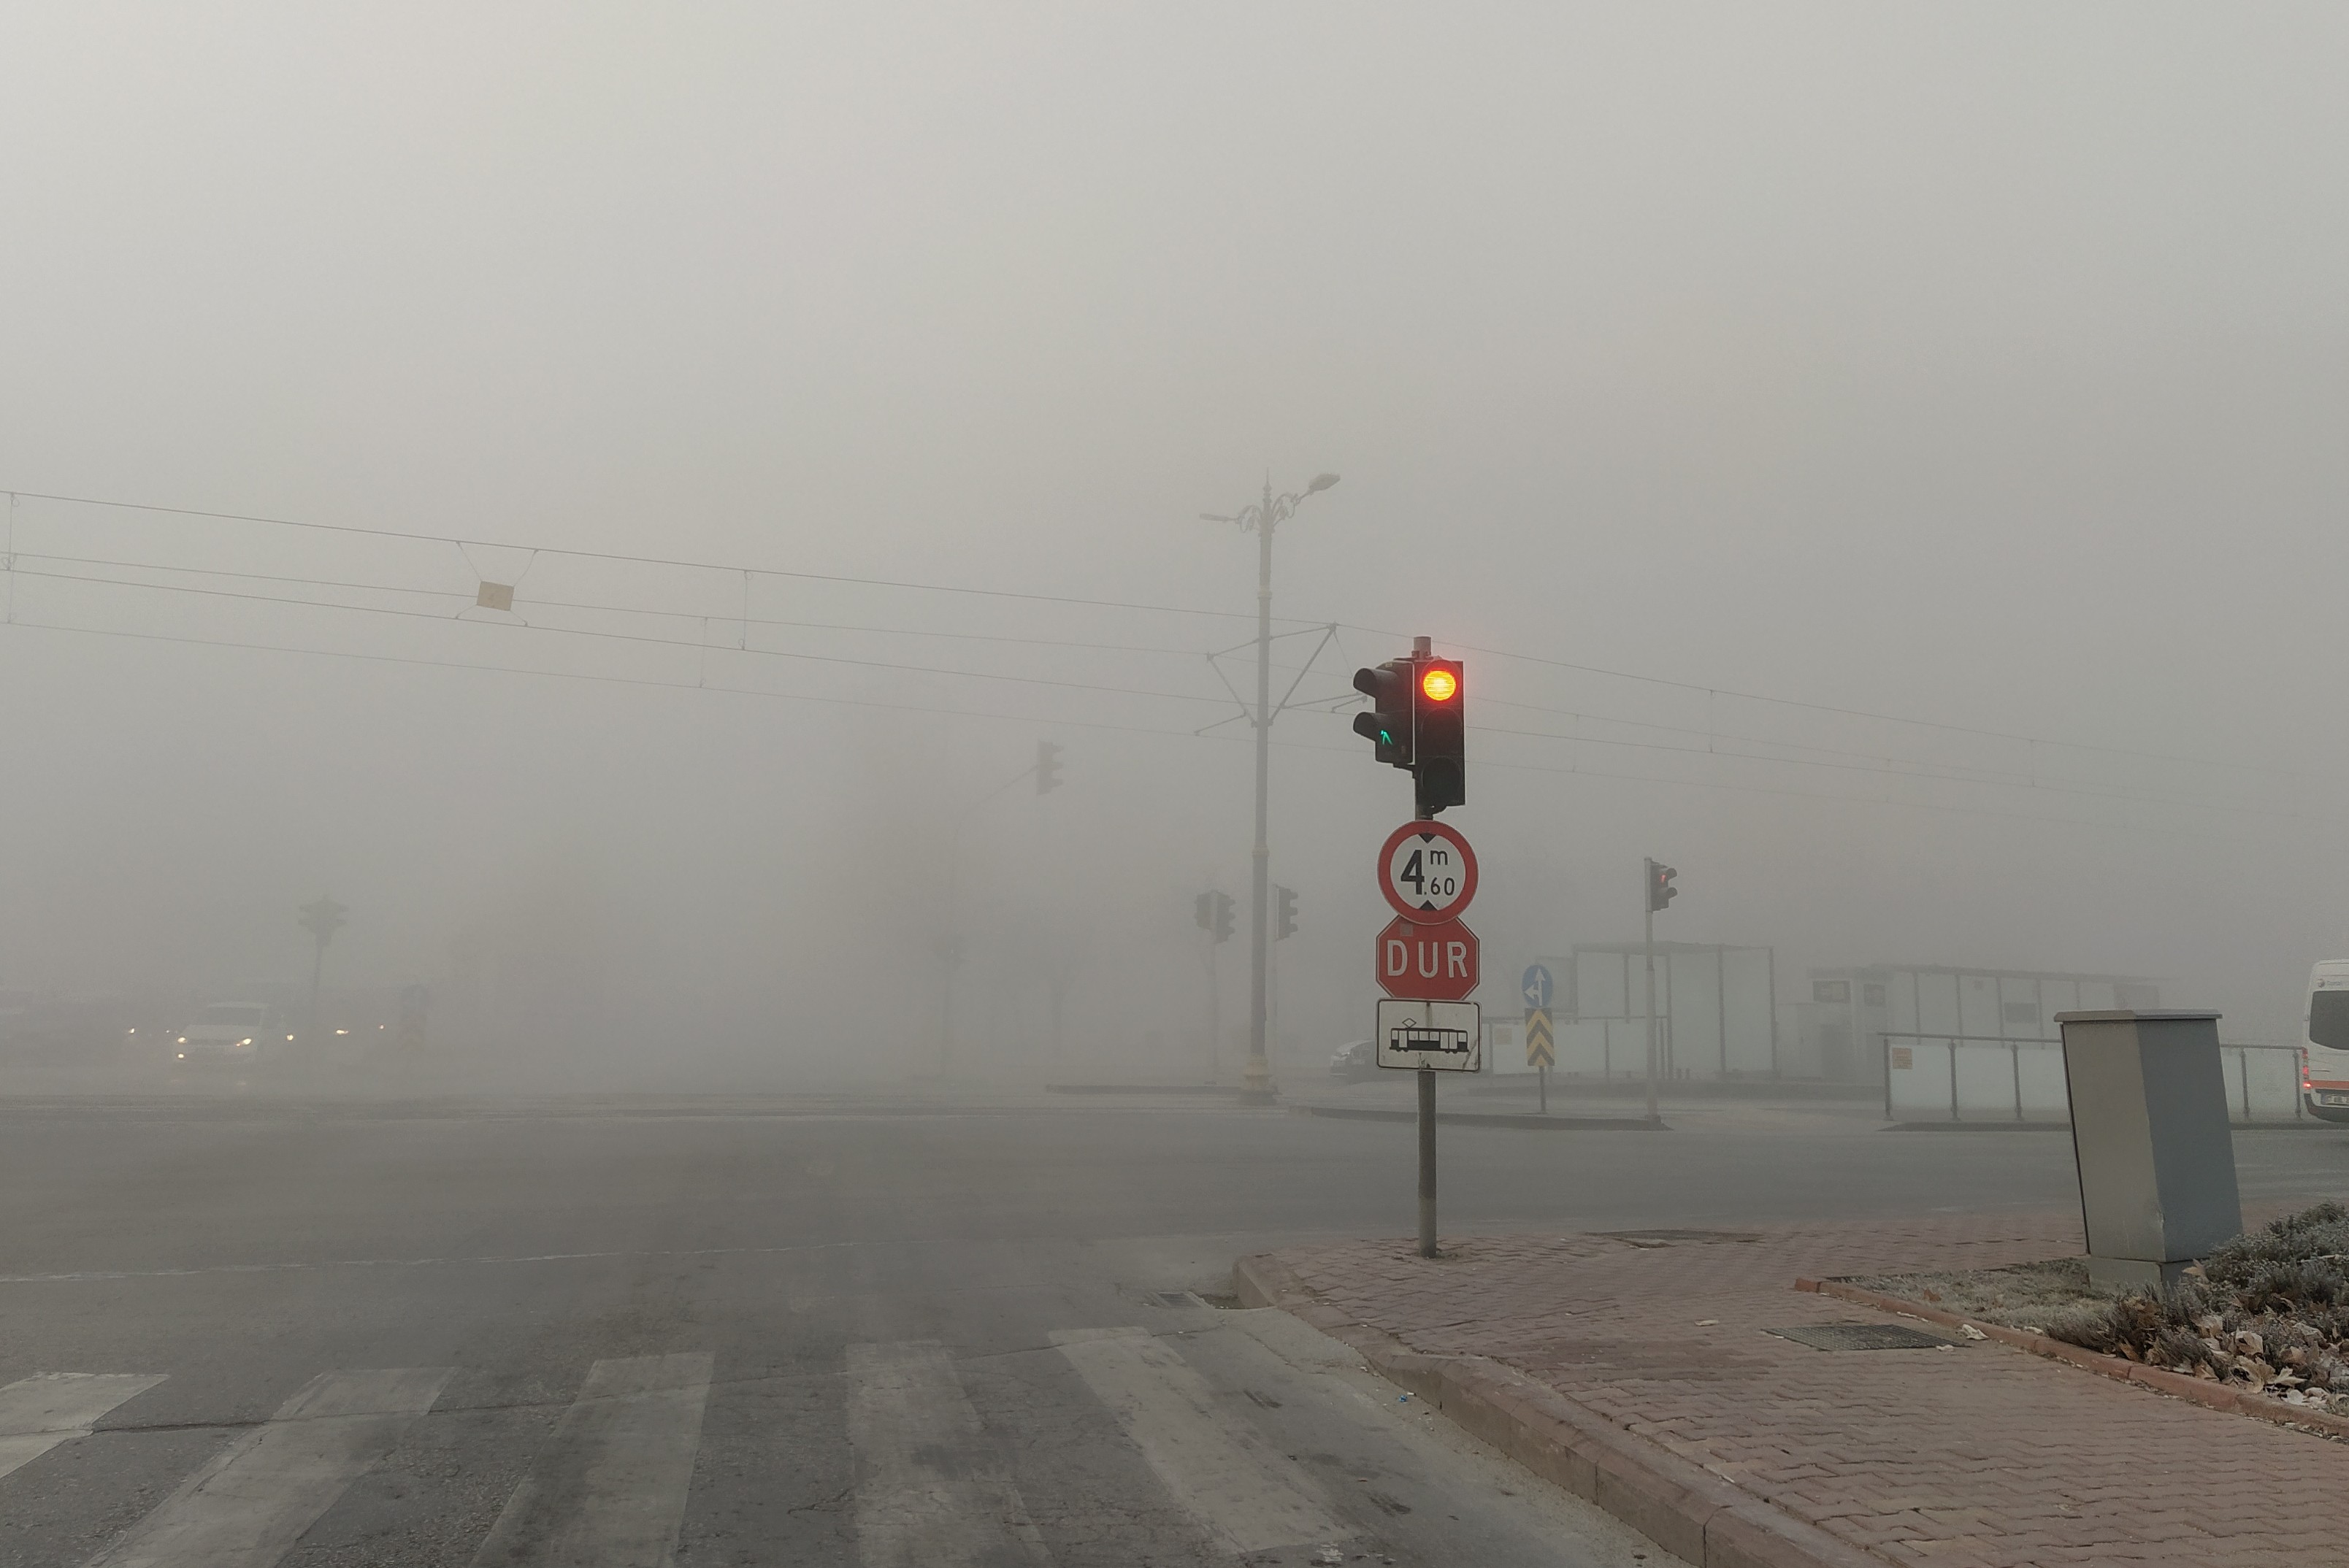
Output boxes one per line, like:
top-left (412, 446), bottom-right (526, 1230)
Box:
top-left (1882, 1032), bottom-right (2306, 1124)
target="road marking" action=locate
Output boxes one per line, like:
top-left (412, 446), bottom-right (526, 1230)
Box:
top-left (845, 1340), bottom-right (1049, 1567)
top-left (0, 1237), bottom-right (929, 1285)
top-left (85, 1366), bottom-right (452, 1568)
top-left (0, 1373), bottom-right (167, 1481)
top-left (1051, 1327), bottom-right (1351, 1556)
top-left (469, 1353), bottom-right (713, 1568)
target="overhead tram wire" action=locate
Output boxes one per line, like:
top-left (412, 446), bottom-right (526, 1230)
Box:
top-left (6, 488), bottom-right (1326, 629)
top-left (6, 556), bottom-right (2299, 820)
top-left (9, 550), bottom-right (1330, 666)
top-left (3, 618), bottom-right (1238, 743)
top-left (4, 487), bottom-right (2303, 807)
top-left (5, 614), bottom-right (2267, 842)
top-left (1339, 620), bottom-right (2309, 783)
top-left (9, 564), bottom-right (1249, 712)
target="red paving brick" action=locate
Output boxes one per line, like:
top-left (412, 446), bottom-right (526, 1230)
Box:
top-left (1265, 1212), bottom-right (2349, 1564)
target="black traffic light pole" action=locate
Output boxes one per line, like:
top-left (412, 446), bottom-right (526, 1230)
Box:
top-left (1643, 858), bottom-right (1677, 1123)
top-left (1352, 632), bottom-right (1470, 1258)
top-left (1195, 890), bottom-right (1234, 1082)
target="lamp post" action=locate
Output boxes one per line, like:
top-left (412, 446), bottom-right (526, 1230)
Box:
top-left (1201, 471), bottom-right (1338, 1102)
top-left (297, 896), bottom-right (347, 1061)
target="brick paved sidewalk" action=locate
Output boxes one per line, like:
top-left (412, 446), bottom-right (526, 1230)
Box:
top-left (1241, 1212), bottom-right (2349, 1566)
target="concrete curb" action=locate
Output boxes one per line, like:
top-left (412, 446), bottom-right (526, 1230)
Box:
top-left (1287, 1104), bottom-right (1668, 1131)
top-left (1234, 1251), bottom-right (1887, 1568)
top-left (1797, 1275), bottom-right (2349, 1442)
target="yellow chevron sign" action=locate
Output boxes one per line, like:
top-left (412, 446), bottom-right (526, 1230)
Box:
top-left (1525, 1008), bottom-right (1554, 1069)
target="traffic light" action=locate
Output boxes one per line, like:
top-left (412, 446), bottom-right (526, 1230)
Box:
top-left (1351, 660), bottom-right (1414, 767)
top-left (1352, 645), bottom-right (1466, 818)
top-left (1412, 658), bottom-right (1465, 818)
top-left (1647, 858), bottom-right (1678, 912)
top-left (1035, 739), bottom-right (1062, 794)
top-left (1274, 884), bottom-right (1298, 940)
top-left (1196, 890), bottom-right (1235, 943)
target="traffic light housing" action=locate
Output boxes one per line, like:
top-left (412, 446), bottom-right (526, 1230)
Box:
top-left (1274, 884), bottom-right (1298, 941)
top-left (1647, 858), bottom-right (1678, 912)
top-left (1352, 645), bottom-right (1465, 818)
top-left (1351, 660), bottom-right (1414, 767)
top-left (1196, 890), bottom-right (1235, 944)
top-left (1035, 739), bottom-right (1062, 794)
top-left (1411, 658), bottom-right (1465, 818)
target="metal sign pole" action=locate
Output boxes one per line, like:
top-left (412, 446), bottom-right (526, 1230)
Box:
top-left (1417, 1066), bottom-right (1438, 1257)
top-left (1538, 1063), bottom-right (1547, 1114)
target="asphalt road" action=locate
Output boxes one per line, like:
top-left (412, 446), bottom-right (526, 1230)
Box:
top-left (3, 1086), bottom-right (2345, 1567)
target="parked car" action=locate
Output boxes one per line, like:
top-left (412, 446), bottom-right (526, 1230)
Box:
top-left (170, 1002), bottom-right (293, 1066)
top-left (1328, 1039), bottom-right (1377, 1081)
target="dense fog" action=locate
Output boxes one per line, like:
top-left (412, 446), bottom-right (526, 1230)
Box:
top-left (4, 4), bottom-right (2346, 1085)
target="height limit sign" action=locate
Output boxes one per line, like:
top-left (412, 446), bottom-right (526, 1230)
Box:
top-left (1378, 820), bottom-right (1478, 923)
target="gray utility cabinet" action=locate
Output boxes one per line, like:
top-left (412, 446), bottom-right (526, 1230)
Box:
top-left (2055, 1010), bottom-right (2242, 1289)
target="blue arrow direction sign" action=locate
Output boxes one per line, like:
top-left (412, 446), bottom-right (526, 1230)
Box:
top-left (1521, 964), bottom-right (1552, 1012)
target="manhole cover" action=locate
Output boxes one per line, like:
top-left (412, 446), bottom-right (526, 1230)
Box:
top-left (1769, 1323), bottom-right (1966, 1351)
top-left (1596, 1229), bottom-right (1763, 1248)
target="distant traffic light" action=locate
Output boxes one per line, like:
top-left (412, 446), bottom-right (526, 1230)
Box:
top-left (1351, 659), bottom-right (1414, 768)
top-left (1647, 858), bottom-right (1678, 912)
top-left (1412, 658), bottom-right (1465, 818)
top-left (1196, 889), bottom-right (1235, 944)
top-left (1035, 739), bottom-right (1062, 794)
top-left (1274, 884), bottom-right (1298, 941)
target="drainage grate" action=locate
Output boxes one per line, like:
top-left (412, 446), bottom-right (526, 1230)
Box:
top-left (1769, 1322), bottom-right (1966, 1352)
top-left (1596, 1229), bottom-right (1763, 1248)
top-left (1149, 1291), bottom-right (1202, 1309)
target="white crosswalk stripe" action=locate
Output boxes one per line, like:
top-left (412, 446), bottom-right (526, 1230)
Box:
top-left (846, 1340), bottom-right (1051, 1567)
top-left (84, 1366), bottom-right (453, 1568)
top-left (0, 1373), bottom-right (167, 1482)
top-left (1051, 1326), bottom-right (1353, 1557)
top-left (26, 1328), bottom-right (1366, 1565)
top-left (469, 1352), bottom-right (715, 1568)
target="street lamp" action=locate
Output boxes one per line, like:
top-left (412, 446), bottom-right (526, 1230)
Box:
top-left (1200, 471), bottom-right (1339, 1102)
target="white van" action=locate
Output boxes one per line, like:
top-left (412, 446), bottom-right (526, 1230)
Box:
top-left (2304, 961), bottom-right (2349, 1122)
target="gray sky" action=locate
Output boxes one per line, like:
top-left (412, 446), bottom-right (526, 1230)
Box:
top-left (4, 4), bottom-right (2345, 1061)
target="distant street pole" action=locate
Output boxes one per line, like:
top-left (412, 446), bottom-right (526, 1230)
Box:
top-left (1202, 471), bottom-right (1338, 1103)
top-left (938, 744), bottom-right (1064, 1076)
top-left (298, 896), bottom-right (348, 1060)
top-left (1644, 875), bottom-right (1658, 1122)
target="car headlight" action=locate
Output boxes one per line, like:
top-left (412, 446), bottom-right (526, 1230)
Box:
top-left (177, 1036), bottom-right (188, 1045)
top-left (238, 1038), bottom-right (253, 1047)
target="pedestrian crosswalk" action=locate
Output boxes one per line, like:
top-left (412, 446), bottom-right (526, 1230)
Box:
top-left (0, 1373), bottom-right (168, 1483)
top-left (1052, 1329), bottom-right (1352, 1557)
top-left (470, 1354), bottom-right (713, 1568)
top-left (88, 1368), bottom-right (454, 1568)
top-left (1, 1326), bottom-right (1367, 1567)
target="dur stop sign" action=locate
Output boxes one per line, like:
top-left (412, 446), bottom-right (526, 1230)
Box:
top-left (1374, 915), bottom-right (1479, 1002)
